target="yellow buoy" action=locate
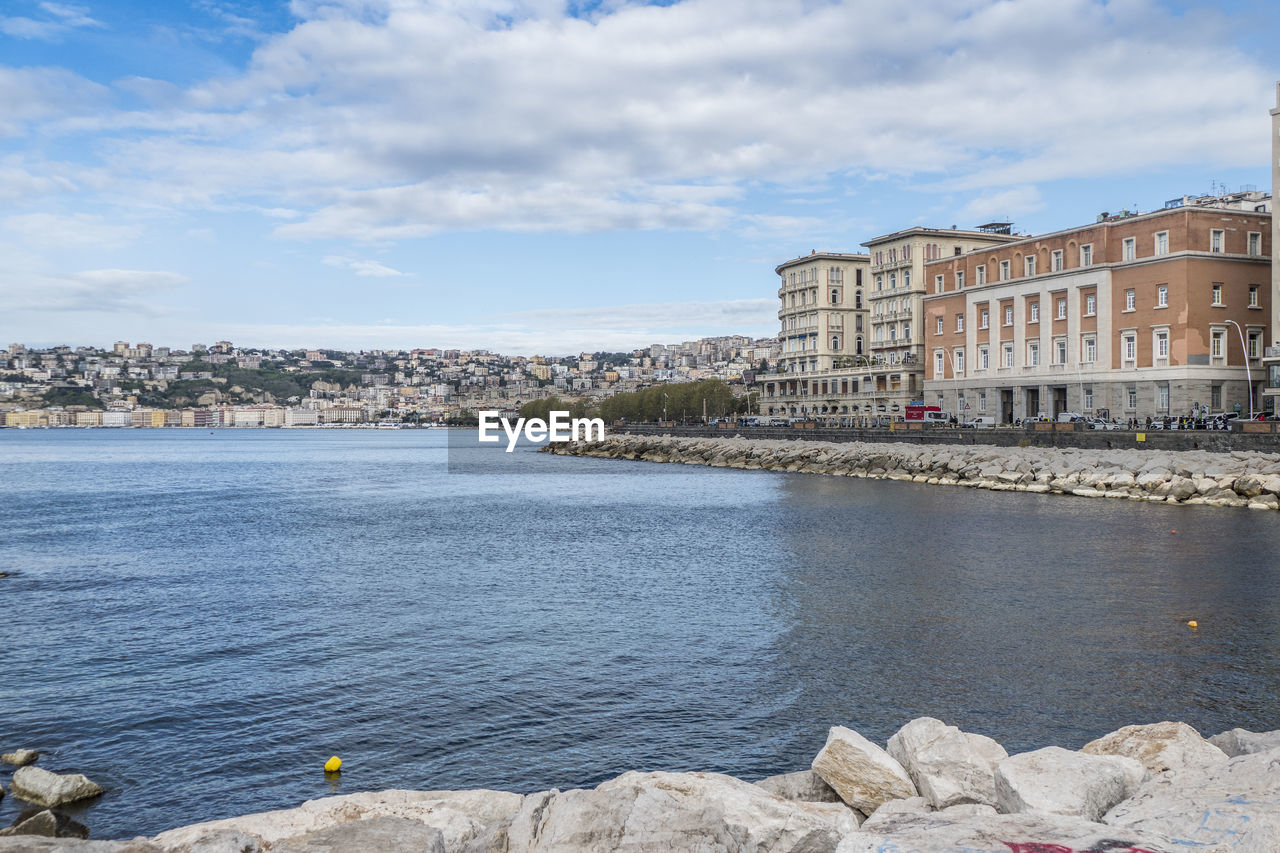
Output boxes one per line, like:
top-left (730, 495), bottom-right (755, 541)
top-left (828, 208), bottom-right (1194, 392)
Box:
top-left (324, 756), bottom-right (342, 773)
top-left (1187, 620), bottom-right (1198, 628)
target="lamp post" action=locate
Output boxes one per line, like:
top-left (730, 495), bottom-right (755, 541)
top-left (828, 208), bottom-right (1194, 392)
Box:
top-left (951, 348), bottom-right (963, 425)
top-left (1225, 319), bottom-right (1255, 419)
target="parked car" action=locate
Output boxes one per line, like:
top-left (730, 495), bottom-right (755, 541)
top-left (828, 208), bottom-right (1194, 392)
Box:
top-left (1056, 412), bottom-right (1084, 423)
top-left (766, 417), bottom-right (789, 426)
top-left (1088, 418), bottom-right (1125, 430)
top-left (963, 416), bottom-right (996, 429)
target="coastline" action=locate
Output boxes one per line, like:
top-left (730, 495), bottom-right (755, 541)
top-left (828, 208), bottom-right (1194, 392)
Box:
top-left (544, 433), bottom-right (1280, 510)
top-left (5, 719), bottom-right (1276, 852)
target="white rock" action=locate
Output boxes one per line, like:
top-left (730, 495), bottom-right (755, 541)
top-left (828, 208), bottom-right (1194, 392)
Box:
top-left (1105, 749), bottom-right (1280, 851)
top-left (474, 771), bottom-right (858, 852)
top-left (994, 746), bottom-right (1146, 821)
top-left (0, 750), bottom-right (39, 767)
top-left (1208, 727), bottom-right (1280, 757)
top-left (886, 717), bottom-right (1006, 809)
top-left (753, 769), bottom-right (843, 803)
top-left (152, 789), bottom-right (524, 852)
top-left (1081, 721), bottom-right (1227, 775)
top-left (9, 766), bottom-right (105, 808)
top-left (838, 810), bottom-right (1174, 853)
top-left (858, 796), bottom-right (930, 831)
top-left (812, 725), bottom-right (916, 812)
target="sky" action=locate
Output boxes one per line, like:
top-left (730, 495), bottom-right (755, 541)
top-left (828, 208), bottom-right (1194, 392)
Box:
top-left (2, 0), bottom-right (1278, 355)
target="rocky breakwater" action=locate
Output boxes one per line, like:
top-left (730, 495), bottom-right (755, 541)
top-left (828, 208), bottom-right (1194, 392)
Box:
top-left (545, 434), bottom-right (1280, 509)
top-left (5, 720), bottom-right (1279, 852)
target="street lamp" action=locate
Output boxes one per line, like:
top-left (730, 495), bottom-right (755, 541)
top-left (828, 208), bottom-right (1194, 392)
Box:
top-left (1225, 319), bottom-right (1255, 419)
top-left (951, 348), bottom-right (963, 424)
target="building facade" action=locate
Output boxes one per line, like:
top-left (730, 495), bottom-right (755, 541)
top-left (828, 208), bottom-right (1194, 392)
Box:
top-left (922, 204), bottom-right (1272, 422)
top-left (1263, 83), bottom-right (1280, 410)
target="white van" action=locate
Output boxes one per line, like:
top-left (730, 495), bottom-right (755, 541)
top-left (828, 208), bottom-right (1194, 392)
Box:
top-left (964, 416), bottom-right (996, 429)
top-left (921, 411), bottom-right (952, 425)
top-left (1056, 412), bottom-right (1084, 423)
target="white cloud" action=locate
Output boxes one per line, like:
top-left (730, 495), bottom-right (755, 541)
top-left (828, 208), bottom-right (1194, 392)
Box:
top-left (3, 0), bottom-right (1275, 243)
top-left (2, 268), bottom-right (186, 313)
top-left (2, 213), bottom-right (141, 249)
top-left (0, 1), bottom-right (102, 40)
top-left (322, 254), bottom-right (409, 276)
top-left (958, 186), bottom-right (1045, 223)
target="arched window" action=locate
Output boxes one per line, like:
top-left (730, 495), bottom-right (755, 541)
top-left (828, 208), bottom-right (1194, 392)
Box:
top-left (831, 288), bottom-right (840, 305)
top-left (856, 336), bottom-right (864, 355)
top-left (831, 335), bottom-right (841, 350)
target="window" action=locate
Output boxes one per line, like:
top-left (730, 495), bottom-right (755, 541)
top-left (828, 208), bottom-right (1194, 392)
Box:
top-left (1210, 229), bottom-right (1224, 252)
top-left (1025, 256), bottom-right (1036, 276)
top-left (1080, 244), bottom-right (1093, 266)
top-left (955, 349), bottom-right (964, 375)
top-left (1249, 332), bottom-right (1260, 359)
top-left (935, 317), bottom-right (943, 334)
top-left (1124, 334), bottom-right (1136, 362)
top-left (980, 309), bottom-right (989, 329)
top-left (1211, 330), bottom-right (1224, 359)
top-left (889, 273), bottom-right (896, 289)
top-left (955, 271), bottom-right (965, 290)
top-left (903, 270), bottom-right (911, 287)
top-left (1055, 339), bottom-right (1067, 364)
top-left (1212, 284), bottom-right (1222, 305)
top-left (1248, 232), bottom-right (1262, 255)
top-left (1051, 250), bottom-right (1063, 271)
top-left (831, 335), bottom-right (841, 351)
top-left (1125, 290), bottom-right (1135, 311)
top-left (1083, 386), bottom-right (1093, 410)
top-left (999, 260), bottom-right (1011, 280)
top-left (855, 290), bottom-right (863, 308)
top-left (934, 350), bottom-right (945, 378)
top-left (1085, 294), bottom-right (1096, 316)
top-left (1212, 385), bottom-right (1222, 410)
top-left (1056, 298), bottom-right (1067, 320)
top-left (1123, 237), bottom-right (1136, 261)
top-left (1155, 330), bottom-right (1169, 360)
top-left (831, 289), bottom-right (840, 305)
top-left (1157, 383), bottom-right (1170, 411)
top-left (1002, 343), bottom-right (1014, 368)
top-left (1157, 285), bottom-right (1168, 308)
top-left (1027, 341), bottom-right (1040, 366)
top-left (956, 313), bottom-right (965, 332)
top-left (1029, 302), bottom-right (1039, 323)
top-left (903, 322), bottom-right (910, 339)
top-left (1083, 336), bottom-right (1096, 362)
top-left (979, 346), bottom-right (989, 370)
top-left (934, 274), bottom-right (944, 294)
top-left (1155, 231), bottom-right (1169, 255)
top-left (979, 390), bottom-right (987, 411)
top-left (1004, 306), bottom-right (1013, 326)
top-left (876, 275), bottom-right (884, 291)
top-left (976, 265), bottom-right (986, 284)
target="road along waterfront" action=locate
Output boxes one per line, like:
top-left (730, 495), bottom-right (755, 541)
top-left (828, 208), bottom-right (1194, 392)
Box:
top-left (545, 433), bottom-right (1280, 509)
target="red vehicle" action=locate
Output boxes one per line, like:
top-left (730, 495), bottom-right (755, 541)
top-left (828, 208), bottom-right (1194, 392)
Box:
top-left (904, 404), bottom-right (942, 422)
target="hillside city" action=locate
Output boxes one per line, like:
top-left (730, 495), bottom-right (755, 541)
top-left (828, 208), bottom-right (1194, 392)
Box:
top-left (0, 337), bottom-right (775, 427)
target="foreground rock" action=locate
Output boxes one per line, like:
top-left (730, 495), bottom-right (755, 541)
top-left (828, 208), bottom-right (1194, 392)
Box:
top-left (1104, 748), bottom-right (1280, 851)
top-left (466, 771), bottom-right (859, 852)
top-left (1, 750), bottom-right (40, 767)
top-left (812, 725), bottom-right (916, 813)
top-left (994, 746), bottom-right (1146, 821)
top-left (10, 767), bottom-right (105, 808)
top-left (0, 842), bottom-right (158, 852)
top-left (153, 788), bottom-right (524, 852)
top-left (1209, 727), bottom-right (1280, 757)
top-left (839, 810), bottom-right (1175, 853)
top-left (753, 769), bottom-right (842, 803)
top-left (547, 434), bottom-right (1280, 510)
top-left (886, 717), bottom-right (1006, 809)
top-left (1081, 721), bottom-right (1227, 775)
top-left (0, 808), bottom-right (89, 839)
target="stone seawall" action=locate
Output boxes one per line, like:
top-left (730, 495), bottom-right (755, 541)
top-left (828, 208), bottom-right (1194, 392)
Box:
top-left (545, 434), bottom-right (1280, 510)
top-left (7, 720), bottom-right (1278, 852)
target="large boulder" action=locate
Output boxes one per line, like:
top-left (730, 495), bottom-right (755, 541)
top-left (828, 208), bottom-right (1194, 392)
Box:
top-left (1104, 749), bottom-right (1280, 851)
top-left (1, 750), bottom-right (39, 767)
top-left (10, 767), bottom-right (105, 808)
top-left (466, 771), bottom-right (859, 852)
top-left (812, 725), bottom-right (916, 812)
top-left (886, 717), bottom-right (1007, 809)
top-left (838, 810), bottom-right (1174, 853)
top-left (0, 809), bottom-right (89, 840)
top-left (1208, 727), bottom-right (1280, 757)
top-left (272, 816), bottom-right (444, 852)
top-left (753, 769), bottom-right (843, 803)
top-left (1081, 721), bottom-right (1227, 775)
top-left (152, 789), bottom-right (525, 852)
top-left (994, 746), bottom-right (1146, 821)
